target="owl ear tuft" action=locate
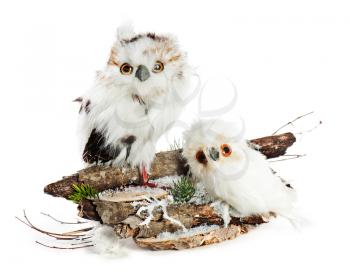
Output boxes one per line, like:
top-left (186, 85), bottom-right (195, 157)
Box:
top-left (116, 22), bottom-right (136, 42)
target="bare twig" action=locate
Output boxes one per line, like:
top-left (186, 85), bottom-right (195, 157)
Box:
top-left (45, 133), bottom-right (297, 199)
top-left (40, 212), bottom-right (88, 225)
top-left (272, 111), bottom-right (314, 135)
top-left (15, 216), bottom-right (76, 240)
top-left (16, 216), bottom-right (88, 240)
top-left (16, 211), bottom-right (96, 250)
top-left (70, 241), bottom-right (93, 246)
top-left (296, 121), bottom-right (322, 135)
top-left (269, 154), bottom-right (306, 162)
top-left (36, 241), bottom-right (94, 250)
top-left (15, 210), bottom-right (94, 240)
top-left (63, 228), bottom-right (95, 235)
top-left (277, 154), bottom-right (306, 157)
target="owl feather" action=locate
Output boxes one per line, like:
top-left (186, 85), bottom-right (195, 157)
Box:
top-left (183, 119), bottom-right (297, 220)
top-left (76, 25), bottom-right (192, 172)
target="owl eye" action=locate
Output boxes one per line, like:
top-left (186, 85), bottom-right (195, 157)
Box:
top-left (196, 150), bottom-right (208, 164)
top-left (152, 61), bottom-right (164, 73)
top-left (221, 144), bottom-right (232, 157)
top-left (120, 63), bottom-right (133, 75)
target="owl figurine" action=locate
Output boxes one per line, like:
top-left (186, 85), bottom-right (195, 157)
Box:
top-left (75, 25), bottom-right (191, 186)
top-left (182, 119), bottom-right (296, 221)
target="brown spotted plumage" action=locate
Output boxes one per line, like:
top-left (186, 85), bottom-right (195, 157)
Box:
top-left (76, 24), bottom-right (192, 189)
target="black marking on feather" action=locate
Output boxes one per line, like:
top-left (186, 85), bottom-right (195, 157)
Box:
top-left (121, 135), bottom-right (136, 145)
top-left (84, 100), bottom-right (91, 114)
top-left (73, 97), bottom-right (83, 102)
top-left (74, 97), bottom-right (84, 114)
top-left (132, 94), bottom-right (146, 105)
top-left (122, 34), bottom-right (142, 44)
top-left (122, 33), bottom-right (166, 44)
top-left (125, 146), bottom-right (132, 160)
top-left (78, 99), bottom-right (91, 114)
top-left (146, 33), bottom-right (157, 40)
top-left (131, 94), bottom-right (148, 115)
top-left (83, 129), bottom-right (121, 164)
top-left (121, 135), bottom-right (136, 160)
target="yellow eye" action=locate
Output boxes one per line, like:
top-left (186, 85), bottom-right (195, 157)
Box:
top-left (196, 150), bottom-right (208, 164)
top-left (221, 144), bottom-right (232, 157)
top-left (152, 61), bottom-right (164, 73)
top-left (120, 63), bottom-right (133, 75)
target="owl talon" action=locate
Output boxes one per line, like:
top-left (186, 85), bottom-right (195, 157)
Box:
top-left (143, 182), bottom-right (158, 188)
top-left (139, 164), bottom-right (157, 188)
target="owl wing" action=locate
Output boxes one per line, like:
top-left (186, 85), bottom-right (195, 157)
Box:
top-left (82, 128), bottom-right (137, 165)
top-left (82, 129), bottom-right (120, 164)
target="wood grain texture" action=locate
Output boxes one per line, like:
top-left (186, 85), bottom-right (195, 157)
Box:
top-left (44, 132), bottom-right (296, 199)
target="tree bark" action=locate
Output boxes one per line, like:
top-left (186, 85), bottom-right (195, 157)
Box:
top-left (44, 132), bottom-right (296, 199)
top-left (134, 223), bottom-right (260, 250)
top-left (78, 196), bottom-right (273, 250)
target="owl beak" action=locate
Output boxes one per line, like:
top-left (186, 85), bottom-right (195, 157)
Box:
top-left (135, 65), bottom-right (150, 82)
top-left (208, 147), bottom-right (219, 161)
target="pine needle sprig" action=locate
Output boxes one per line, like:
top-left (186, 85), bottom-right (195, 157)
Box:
top-left (68, 184), bottom-right (99, 203)
top-left (171, 177), bottom-right (195, 203)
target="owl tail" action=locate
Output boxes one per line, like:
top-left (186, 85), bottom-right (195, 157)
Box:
top-left (278, 209), bottom-right (309, 230)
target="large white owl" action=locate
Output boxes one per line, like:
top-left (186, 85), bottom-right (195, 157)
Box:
top-left (183, 119), bottom-right (296, 220)
top-left (75, 25), bottom-right (192, 186)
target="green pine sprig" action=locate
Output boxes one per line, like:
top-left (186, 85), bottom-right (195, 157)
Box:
top-left (68, 183), bottom-right (99, 203)
top-left (171, 177), bottom-right (195, 203)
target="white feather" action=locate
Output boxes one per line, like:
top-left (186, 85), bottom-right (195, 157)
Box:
top-left (183, 119), bottom-right (297, 218)
top-left (77, 27), bottom-right (192, 170)
top-left (116, 22), bottom-right (136, 41)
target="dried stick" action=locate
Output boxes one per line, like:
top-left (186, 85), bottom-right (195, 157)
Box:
top-left (36, 241), bottom-right (94, 250)
top-left (15, 210), bottom-right (94, 240)
top-left (70, 241), bottom-right (93, 246)
top-left (269, 154), bottom-right (306, 162)
top-left (296, 120), bottom-right (322, 135)
top-left (45, 132), bottom-right (297, 199)
top-left (40, 212), bottom-right (88, 225)
top-left (272, 111), bottom-right (314, 135)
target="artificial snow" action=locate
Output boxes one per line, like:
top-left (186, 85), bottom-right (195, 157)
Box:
top-left (98, 186), bottom-right (168, 202)
top-left (155, 225), bottom-right (220, 241)
top-left (189, 181), bottom-right (215, 205)
top-left (136, 198), bottom-right (187, 231)
top-left (149, 175), bottom-right (182, 188)
top-left (91, 225), bottom-right (126, 257)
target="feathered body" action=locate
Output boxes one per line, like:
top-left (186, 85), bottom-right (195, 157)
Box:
top-left (76, 26), bottom-right (191, 171)
top-left (183, 119), bottom-right (296, 217)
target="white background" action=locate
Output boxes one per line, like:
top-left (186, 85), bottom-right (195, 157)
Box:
top-left (1, 0), bottom-right (349, 279)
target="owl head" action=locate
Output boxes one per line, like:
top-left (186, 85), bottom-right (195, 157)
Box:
top-left (99, 24), bottom-right (190, 101)
top-left (183, 119), bottom-right (249, 181)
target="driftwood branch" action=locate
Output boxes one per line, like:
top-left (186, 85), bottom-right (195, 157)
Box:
top-left (41, 132), bottom-right (296, 250)
top-left (44, 132), bottom-right (296, 199)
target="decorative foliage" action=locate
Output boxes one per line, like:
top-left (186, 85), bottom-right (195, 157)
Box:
top-left (171, 177), bottom-right (195, 203)
top-left (68, 184), bottom-right (99, 203)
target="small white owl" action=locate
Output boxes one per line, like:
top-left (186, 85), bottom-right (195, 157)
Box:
top-left (182, 119), bottom-right (296, 220)
top-left (75, 25), bottom-right (192, 186)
